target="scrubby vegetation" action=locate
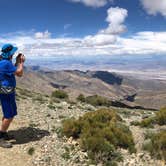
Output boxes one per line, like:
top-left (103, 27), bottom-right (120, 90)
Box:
top-left (16, 87), bottom-right (34, 98)
top-left (85, 95), bottom-right (111, 107)
top-left (62, 108), bottom-right (136, 165)
top-left (28, 147), bottom-right (35, 155)
top-left (77, 94), bottom-right (86, 102)
top-left (51, 90), bottom-right (68, 99)
top-left (16, 87), bottom-right (49, 104)
top-left (32, 95), bottom-right (47, 104)
top-left (155, 107), bottom-right (166, 125)
top-left (131, 117), bottom-right (155, 128)
top-left (77, 94), bottom-right (111, 107)
top-left (131, 107), bottom-right (166, 128)
top-left (61, 146), bottom-right (71, 160)
top-left (143, 130), bottom-right (166, 161)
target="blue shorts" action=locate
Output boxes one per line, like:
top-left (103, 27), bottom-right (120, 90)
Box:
top-left (0, 92), bottom-right (17, 119)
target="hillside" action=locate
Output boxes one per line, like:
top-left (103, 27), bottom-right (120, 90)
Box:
top-left (17, 67), bottom-right (166, 109)
top-left (0, 88), bottom-right (165, 166)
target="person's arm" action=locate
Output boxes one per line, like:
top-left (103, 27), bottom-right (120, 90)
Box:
top-left (15, 63), bottom-right (24, 77)
top-left (15, 55), bottom-right (25, 77)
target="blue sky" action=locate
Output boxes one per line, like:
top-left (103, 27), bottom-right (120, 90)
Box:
top-left (0, 0), bottom-right (166, 58)
top-left (0, 0), bottom-right (165, 36)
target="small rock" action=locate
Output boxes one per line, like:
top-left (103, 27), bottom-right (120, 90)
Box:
top-left (138, 153), bottom-right (144, 158)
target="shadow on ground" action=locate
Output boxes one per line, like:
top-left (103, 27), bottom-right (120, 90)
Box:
top-left (8, 127), bottom-right (50, 144)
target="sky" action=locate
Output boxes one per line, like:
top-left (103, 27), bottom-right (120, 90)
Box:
top-left (0, 0), bottom-right (166, 59)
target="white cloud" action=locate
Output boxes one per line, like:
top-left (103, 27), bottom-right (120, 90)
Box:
top-left (116, 32), bottom-right (166, 55)
top-left (140, 0), bottom-right (166, 17)
top-left (64, 24), bottom-right (72, 30)
top-left (84, 34), bottom-right (116, 46)
top-left (68, 0), bottom-right (113, 8)
top-left (0, 7), bottom-right (165, 57)
top-left (100, 7), bottom-right (128, 34)
top-left (1, 31), bottom-right (166, 57)
top-left (34, 30), bottom-right (51, 39)
top-left (84, 7), bottom-right (128, 46)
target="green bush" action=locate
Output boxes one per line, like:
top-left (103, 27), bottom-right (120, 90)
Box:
top-left (131, 107), bottom-right (166, 128)
top-left (62, 108), bottom-right (135, 164)
top-left (61, 152), bottom-right (70, 160)
top-left (33, 95), bottom-right (46, 104)
top-left (17, 88), bottom-right (33, 98)
top-left (85, 95), bottom-right (111, 107)
top-left (51, 90), bottom-right (68, 99)
top-left (28, 147), bottom-right (35, 155)
top-left (130, 121), bottom-right (140, 126)
top-left (62, 118), bottom-right (82, 138)
top-left (77, 94), bottom-right (113, 107)
top-left (77, 94), bottom-right (86, 102)
top-left (156, 107), bottom-right (166, 125)
top-left (131, 117), bottom-right (155, 128)
top-left (143, 130), bottom-right (166, 161)
top-left (47, 104), bottom-right (56, 110)
top-left (139, 117), bottom-right (155, 128)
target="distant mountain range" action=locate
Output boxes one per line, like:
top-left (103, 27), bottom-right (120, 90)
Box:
top-left (26, 54), bottom-right (166, 80)
top-left (26, 55), bottom-right (166, 72)
top-left (17, 66), bottom-right (166, 110)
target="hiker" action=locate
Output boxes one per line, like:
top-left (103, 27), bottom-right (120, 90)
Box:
top-left (0, 44), bottom-right (25, 148)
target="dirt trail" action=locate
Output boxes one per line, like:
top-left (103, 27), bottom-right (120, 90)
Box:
top-left (0, 117), bottom-right (31, 166)
top-left (0, 98), bottom-right (52, 166)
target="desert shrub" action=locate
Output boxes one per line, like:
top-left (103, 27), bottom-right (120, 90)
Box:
top-left (130, 121), bottom-right (140, 126)
top-left (62, 118), bottom-right (82, 138)
top-left (47, 104), bottom-right (56, 110)
top-left (59, 115), bottom-right (67, 119)
top-left (67, 100), bottom-right (77, 105)
top-left (29, 122), bottom-right (39, 128)
top-left (130, 118), bottom-right (155, 128)
top-left (131, 108), bottom-right (166, 128)
top-left (143, 130), bottom-right (166, 161)
top-left (28, 147), bottom-right (35, 155)
top-left (139, 117), bottom-right (155, 128)
top-left (85, 95), bottom-right (111, 107)
top-left (51, 90), bottom-right (68, 99)
top-left (62, 108), bottom-right (135, 164)
top-left (61, 151), bottom-right (70, 160)
top-left (77, 94), bottom-right (86, 102)
top-left (17, 88), bottom-right (32, 97)
top-left (33, 95), bottom-right (47, 104)
top-left (156, 107), bottom-right (166, 125)
top-left (144, 130), bottom-right (155, 140)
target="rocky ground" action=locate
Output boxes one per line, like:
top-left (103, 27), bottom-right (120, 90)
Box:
top-left (0, 88), bottom-right (165, 166)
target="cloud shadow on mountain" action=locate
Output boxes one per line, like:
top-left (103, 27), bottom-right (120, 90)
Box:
top-left (91, 71), bottom-right (123, 85)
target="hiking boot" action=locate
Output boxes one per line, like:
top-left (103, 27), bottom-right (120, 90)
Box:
top-left (0, 131), bottom-right (15, 140)
top-left (0, 139), bottom-right (12, 148)
top-left (2, 132), bottom-right (15, 140)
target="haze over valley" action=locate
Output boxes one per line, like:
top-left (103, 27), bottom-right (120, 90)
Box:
top-left (26, 54), bottom-right (166, 80)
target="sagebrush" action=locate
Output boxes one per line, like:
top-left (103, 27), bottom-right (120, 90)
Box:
top-left (62, 108), bottom-right (136, 164)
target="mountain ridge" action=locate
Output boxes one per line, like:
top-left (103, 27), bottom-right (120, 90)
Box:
top-left (17, 66), bottom-right (166, 110)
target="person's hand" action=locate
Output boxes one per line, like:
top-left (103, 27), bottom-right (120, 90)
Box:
top-left (20, 54), bottom-right (25, 63)
top-left (15, 53), bottom-right (25, 66)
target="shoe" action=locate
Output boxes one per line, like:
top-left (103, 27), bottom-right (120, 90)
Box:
top-left (0, 139), bottom-right (12, 148)
top-left (2, 132), bottom-right (15, 141)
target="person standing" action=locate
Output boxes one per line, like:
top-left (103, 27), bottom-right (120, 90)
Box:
top-left (0, 44), bottom-right (25, 148)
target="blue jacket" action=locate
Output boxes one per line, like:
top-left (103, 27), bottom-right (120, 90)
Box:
top-left (0, 59), bottom-right (17, 87)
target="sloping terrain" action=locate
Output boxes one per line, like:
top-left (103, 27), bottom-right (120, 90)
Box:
top-left (0, 88), bottom-right (164, 166)
top-left (17, 67), bottom-right (166, 109)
